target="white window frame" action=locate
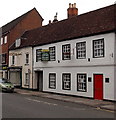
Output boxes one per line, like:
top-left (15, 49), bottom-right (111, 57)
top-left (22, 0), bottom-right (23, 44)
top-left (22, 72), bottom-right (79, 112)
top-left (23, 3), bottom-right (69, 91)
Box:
top-left (49, 73), bottom-right (56, 89)
top-left (62, 44), bottom-right (71, 60)
top-left (49, 46), bottom-right (56, 61)
top-left (25, 53), bottom-right (29, 64)
top-left (4, 36), bottom-right (7, 44)
top-left (25, 73), bottom-right (29, 86)
top-left (77, 74), bottom-right (87, 92)
top-left (62, 73), bottom-right (71, 90)
top-left (1, 37), bottom-right (3, 45)
top-left (76, 42), bottom-right (86, 59)
top-left (93, 39), bottom-right (104, 58)
top-left (36, 49), bottom-right (42, 62)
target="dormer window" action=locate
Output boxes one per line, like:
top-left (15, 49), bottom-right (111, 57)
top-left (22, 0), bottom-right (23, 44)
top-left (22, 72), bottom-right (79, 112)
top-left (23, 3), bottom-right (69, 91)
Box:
top-left (15, 39), bottom-right (21, 47)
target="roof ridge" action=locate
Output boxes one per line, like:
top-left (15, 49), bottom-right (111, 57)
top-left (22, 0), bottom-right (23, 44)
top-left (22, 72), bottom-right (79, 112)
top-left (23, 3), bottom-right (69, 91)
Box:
top-left (1, 8), bottom-right (35, 28)
top-left (10, 4), bottom-right (115, 50)
top-left (1, 8), bottom-right (38, 34)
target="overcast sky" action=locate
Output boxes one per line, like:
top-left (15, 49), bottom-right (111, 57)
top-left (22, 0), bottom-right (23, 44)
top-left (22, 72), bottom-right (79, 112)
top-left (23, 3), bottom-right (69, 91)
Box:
top-left (0, 0), bottom-right (115, 27)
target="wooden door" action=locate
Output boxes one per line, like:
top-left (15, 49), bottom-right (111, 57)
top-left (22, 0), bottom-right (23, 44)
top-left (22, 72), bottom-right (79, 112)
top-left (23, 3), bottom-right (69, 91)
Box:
top-left (94, 74), bottom-right (103, 100)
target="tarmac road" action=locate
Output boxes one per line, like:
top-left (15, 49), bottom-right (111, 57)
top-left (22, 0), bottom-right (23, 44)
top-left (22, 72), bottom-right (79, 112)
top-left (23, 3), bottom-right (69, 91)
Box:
top-left (2, 92), bottom-right (115, 119)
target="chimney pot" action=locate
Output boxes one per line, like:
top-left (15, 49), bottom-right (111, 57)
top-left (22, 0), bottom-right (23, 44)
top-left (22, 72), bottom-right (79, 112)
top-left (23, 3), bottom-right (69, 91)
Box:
top-left (72, 4), bottom-right (74, 8)
top-left (49, 20), bottom-right (51, 24)
top-left (69, 3), bottom-right (72, 8)
top-left (74, 3), bottom-right (76, 8)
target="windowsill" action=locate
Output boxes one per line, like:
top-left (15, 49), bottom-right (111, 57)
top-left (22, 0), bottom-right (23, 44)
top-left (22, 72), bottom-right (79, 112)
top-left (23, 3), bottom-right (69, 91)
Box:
top-left (62, 88), bottom-right (71, 91)
top-left (24, 84), bottom-right (29, 86)
top-left (25, 63), bottom-right (29, 66)
top-left (11, 65), bottom-right (15, 66)
top-left (49, 87), bottom-right (56, 89)
top-left (77, 90), bottom-right (87, 92)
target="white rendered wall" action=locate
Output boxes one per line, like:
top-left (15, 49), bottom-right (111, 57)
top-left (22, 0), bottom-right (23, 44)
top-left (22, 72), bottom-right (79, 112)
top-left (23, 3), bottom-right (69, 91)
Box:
top-left (9, 47), bottom-right (33, 89)
top-left (33, 32), bottom-right (115, 100)
top-left (34, 33), bottom-right (115, 68)
top-left (41, 66), bottom-right (114, 101)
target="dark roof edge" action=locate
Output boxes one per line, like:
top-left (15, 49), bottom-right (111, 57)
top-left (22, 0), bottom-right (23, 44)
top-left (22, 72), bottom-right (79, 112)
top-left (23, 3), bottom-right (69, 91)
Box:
top-left (33, 30), bottom-right (115, 47)
top-left (9, 29), bottom-right (115, 51)
top-left (1, 7), bottom-right (43, 34)
top-left (33, 7), bottom-right (44, 21)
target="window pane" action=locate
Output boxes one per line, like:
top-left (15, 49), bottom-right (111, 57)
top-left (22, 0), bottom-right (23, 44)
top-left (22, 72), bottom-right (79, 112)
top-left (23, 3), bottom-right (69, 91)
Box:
top-left (62, 44), bottom-right (71, 60)
top-left (4, 36), bottom-right (7, 44)
top-left (77, 42), bottom-right (86, 59)
top-left (93, 39), bottom-right (104, 58)
top-left (62, 73), bottom-right (71, 90)
top-left (49, 47), bottom-right (55, 61)
top-left (26, 54), bottom-right (29, 64)
top-left (36, 49), bottom-right (42, 62)
top-left (77, 74), bottom-right (86, 92)
top-left (1, 37), bottom-right (3, 45)
top-left (49, 73), bottom-right (56, 89)
top-left (25, 73), bottom-right (29, 85)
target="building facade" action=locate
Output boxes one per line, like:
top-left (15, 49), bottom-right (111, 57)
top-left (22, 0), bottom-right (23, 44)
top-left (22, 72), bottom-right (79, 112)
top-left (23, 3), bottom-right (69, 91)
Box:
top-left (9, 4), bottom-right (116, 100)
top-left (9, 46), bottom-right (33, 88)
top-left (33, 32), bottom-right (115, 101)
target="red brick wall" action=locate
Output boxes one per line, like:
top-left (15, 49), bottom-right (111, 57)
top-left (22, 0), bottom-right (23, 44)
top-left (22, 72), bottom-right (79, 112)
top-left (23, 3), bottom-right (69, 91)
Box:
top-left (1, 9), bottom-right (43, 65)
top-left (9, 9), bottom-right (43, 47)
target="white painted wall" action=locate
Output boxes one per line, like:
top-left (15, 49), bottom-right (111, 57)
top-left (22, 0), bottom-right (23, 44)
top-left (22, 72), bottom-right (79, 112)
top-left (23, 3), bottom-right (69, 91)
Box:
top-left (33, 32), bottom-right (115, 101)
top-left (34, 33), bottom-right (115, 68)
top-left (9, 47), bottom-right (33, 89)
top-left (42, 66), bottom-right (114, 100)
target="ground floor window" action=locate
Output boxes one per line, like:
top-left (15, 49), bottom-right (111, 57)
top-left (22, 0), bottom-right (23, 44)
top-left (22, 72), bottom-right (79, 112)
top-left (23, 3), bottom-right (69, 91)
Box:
top-left (77, 74), bottom-right (87, 92)
top-left (62, 73), bottom-right (71, 90)
top-left (25, 73), bottom-right (29, 86)
top-left (49, 73), bottom-right (56, 89)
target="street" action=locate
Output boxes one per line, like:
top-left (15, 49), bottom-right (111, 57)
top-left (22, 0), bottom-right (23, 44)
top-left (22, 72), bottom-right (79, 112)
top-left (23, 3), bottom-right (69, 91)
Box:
top-left (2, 93), bottom-right (114, 119)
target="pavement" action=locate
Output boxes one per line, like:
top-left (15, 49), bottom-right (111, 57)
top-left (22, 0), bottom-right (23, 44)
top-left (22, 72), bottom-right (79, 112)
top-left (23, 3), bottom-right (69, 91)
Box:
top-left (14, 88), bottom-right (116, 112)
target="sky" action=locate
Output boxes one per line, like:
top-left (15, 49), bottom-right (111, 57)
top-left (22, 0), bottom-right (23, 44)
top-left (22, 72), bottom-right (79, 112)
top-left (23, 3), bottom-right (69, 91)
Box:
top-left (0, 0), bottom-right (116, 27)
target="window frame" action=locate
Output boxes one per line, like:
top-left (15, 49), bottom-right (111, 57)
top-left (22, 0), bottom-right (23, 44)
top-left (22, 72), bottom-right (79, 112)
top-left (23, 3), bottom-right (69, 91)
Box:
top-left (62, 73), bottom-right (71, 90)
top-left (77, 73), bottom-right (87, 92)
top-left (36, 49), bottom-right (42, 62)
top-left (2, 54), bottom-right (6, 64)
top-left (25, 73), bottom-right (29, 86)
top-left (4, 36), bottom-right (7, 44)
top-left (1, 37), bottom-right (3, 45)
top-left (12, 55), bottom-right (15, 65)
top-left (25, 53), bottom-right (29, 64)
top-left (49, 46), bottom-right (56, 61)
top-left (49, 73), bottom-right (56, 89)
top-left (93, 38), bottom-right (105, 58)
top-left (76, 42), bottom-right (86, 59)
top-left (62, 44), bottom-right (71, 60)
top-left (41, 50), bottom-right (50, 61)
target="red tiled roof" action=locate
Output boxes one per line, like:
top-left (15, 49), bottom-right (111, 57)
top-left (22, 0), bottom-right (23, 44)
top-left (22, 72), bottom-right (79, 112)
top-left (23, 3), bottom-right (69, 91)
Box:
top-left (10, 4), bottom-right (116, 50)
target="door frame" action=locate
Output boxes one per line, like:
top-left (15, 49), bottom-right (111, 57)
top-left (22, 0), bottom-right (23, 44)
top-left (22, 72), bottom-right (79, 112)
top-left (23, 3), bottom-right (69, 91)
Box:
top-left (37, 71), bottom-right (43, 91)
top-left (93, 74), bottom-right (103, 100)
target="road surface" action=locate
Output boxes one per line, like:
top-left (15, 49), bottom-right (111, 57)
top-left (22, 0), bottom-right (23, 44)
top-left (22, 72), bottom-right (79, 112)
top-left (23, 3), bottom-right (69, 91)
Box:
top-left (2, 93), bottom-right (115, 119)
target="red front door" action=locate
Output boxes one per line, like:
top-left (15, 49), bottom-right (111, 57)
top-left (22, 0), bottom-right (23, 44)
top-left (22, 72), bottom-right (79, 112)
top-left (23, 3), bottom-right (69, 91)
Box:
top-left (94, 74), bottom-right (103, 100)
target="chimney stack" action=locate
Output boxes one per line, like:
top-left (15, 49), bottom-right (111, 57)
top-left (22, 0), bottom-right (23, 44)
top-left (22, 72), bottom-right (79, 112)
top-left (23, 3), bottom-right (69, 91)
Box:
top-left (49, 20), bottom-right (52, 24)
top-left (52, 12), bottom-right (58, 23)
top-left (67, 3), bottom-right (78, 18)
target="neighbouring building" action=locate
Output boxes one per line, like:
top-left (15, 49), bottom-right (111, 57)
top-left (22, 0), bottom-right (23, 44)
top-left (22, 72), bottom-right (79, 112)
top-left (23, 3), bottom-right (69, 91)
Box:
top-left (9, 3), bottom-right (116, 101)
top-left (0, 8), bottom-right (43, 79)
top-left (9, 44), bottom-right (33, 88)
